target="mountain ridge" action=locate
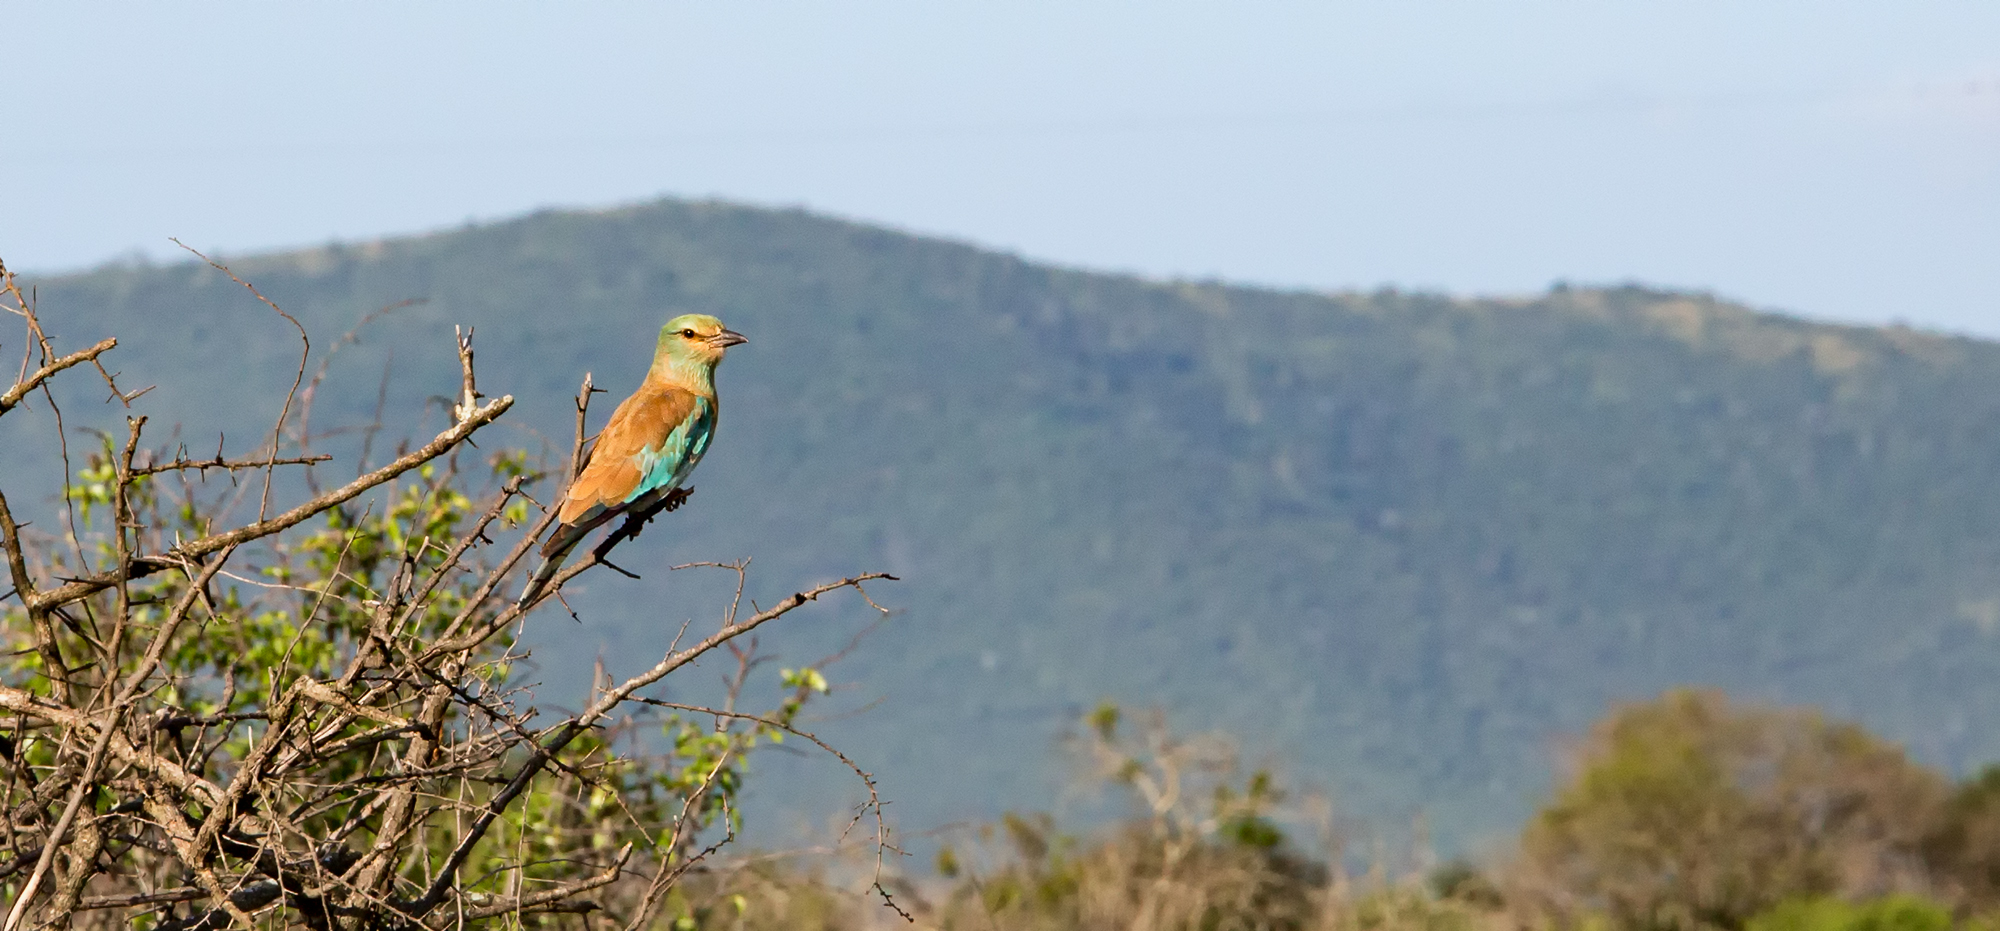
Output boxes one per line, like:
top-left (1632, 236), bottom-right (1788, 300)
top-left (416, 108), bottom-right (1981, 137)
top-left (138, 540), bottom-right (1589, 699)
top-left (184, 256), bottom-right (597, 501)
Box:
top-left (11, 197), bottom-right (2000, 853)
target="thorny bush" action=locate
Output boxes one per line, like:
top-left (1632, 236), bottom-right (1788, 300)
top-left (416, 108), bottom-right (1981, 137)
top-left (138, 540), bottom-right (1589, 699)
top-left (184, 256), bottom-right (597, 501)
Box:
top-left (0, 257), bottom-right (899, 930)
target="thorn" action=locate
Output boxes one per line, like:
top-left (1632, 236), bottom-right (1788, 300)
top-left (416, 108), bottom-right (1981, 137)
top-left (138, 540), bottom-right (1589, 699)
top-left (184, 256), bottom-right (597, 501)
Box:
top-left (600, 559), bottom-right (642, 581)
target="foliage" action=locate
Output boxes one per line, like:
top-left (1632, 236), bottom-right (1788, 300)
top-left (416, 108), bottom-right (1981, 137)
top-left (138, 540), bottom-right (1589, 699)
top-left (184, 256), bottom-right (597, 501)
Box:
top-left (1746, 896), bottom-right (1957, 931)
top-left (1513, 690), bottom-right (1956, 931)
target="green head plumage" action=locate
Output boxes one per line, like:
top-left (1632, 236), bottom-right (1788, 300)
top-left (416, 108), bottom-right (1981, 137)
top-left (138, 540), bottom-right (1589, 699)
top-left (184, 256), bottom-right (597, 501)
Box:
top-left (649, 313), bottom-right (747, 388)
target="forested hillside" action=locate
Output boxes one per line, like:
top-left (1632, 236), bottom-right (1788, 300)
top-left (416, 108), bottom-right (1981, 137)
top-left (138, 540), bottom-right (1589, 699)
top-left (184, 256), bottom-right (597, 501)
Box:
top-left (14, 198), bottom-right (2000, 850)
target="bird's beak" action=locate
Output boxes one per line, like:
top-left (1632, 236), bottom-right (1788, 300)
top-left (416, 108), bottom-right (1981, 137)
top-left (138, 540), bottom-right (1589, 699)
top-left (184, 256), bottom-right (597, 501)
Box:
top-left (709, 329), bottom-right (748, 348)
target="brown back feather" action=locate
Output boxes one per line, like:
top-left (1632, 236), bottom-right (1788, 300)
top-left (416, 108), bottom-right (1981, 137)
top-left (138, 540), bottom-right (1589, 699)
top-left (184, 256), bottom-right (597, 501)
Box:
top-left (556, 383), bottom-right (703, 524)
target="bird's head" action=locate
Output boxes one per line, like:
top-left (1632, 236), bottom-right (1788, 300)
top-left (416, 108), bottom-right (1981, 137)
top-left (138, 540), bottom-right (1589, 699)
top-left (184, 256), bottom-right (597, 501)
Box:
top-left (651, 313), bottom-right (747, 383)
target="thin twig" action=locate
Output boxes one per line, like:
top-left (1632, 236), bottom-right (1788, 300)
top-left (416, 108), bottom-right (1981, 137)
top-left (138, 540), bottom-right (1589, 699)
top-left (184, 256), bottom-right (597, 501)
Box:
top-left (169, 240), bottom-right (310, 523)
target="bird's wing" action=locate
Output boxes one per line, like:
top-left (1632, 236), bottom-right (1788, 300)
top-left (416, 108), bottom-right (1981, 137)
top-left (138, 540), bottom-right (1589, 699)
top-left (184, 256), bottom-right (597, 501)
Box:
top-left (556, 384), bottom-right (715, 525)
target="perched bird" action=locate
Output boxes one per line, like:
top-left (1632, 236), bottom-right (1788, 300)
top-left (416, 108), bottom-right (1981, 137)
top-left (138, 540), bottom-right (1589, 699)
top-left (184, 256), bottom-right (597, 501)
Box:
top-left (518, 313), bottom-right (746, 605)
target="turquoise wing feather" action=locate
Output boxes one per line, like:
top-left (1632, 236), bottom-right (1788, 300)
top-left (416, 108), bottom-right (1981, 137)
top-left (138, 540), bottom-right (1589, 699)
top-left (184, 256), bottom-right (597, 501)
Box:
top-left (630, 396), bottom-right (715, 504)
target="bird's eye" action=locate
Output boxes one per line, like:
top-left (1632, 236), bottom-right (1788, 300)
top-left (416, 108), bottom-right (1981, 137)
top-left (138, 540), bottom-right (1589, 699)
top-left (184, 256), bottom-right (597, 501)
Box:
top-left (680, 329), bottom-right (696, 338)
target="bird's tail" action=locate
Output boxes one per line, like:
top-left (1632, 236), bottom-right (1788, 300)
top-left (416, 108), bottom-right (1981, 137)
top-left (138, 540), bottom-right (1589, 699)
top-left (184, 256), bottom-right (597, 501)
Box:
top-left (516, 490), bottom-right (678, 608)
top-left (516, 522), bottom-right (590, 608)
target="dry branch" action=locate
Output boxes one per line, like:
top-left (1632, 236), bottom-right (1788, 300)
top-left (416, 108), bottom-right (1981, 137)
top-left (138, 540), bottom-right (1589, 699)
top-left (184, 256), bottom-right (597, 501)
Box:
top-left (0, 337), bottom-right (116, 418)
top-left (130, 451), bottom-right (331, 477)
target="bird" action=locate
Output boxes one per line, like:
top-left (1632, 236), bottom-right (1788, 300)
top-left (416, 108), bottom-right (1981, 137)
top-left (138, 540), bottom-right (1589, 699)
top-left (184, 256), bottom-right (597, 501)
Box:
top-left (518, 313), bottom-right (746, 606)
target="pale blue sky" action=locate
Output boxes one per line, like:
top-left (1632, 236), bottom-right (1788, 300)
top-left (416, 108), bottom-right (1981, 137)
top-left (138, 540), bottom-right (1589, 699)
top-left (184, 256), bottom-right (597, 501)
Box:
top-left (7, 3), bottom-right (1998, 332)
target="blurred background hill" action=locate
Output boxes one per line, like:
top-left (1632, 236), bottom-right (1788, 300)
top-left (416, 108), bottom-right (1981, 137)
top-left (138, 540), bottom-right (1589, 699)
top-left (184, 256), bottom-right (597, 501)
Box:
top-left (13, 198), bottom-right (2000, 853)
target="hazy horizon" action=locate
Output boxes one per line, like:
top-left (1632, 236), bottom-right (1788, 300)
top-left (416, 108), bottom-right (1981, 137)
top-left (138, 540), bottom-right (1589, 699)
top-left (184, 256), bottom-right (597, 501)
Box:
top-left (8, 2), bottom-right (1998, 333)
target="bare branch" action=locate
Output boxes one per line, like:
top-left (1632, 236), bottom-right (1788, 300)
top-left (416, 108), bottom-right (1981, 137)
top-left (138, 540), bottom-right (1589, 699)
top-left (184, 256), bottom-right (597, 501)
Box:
top-left (0, 337), bottom-right (116, 418)
top-left (570, 371), bottom-right (599, 484)
top-left (462, 843), bottom-right (632, 919)
top-left (130, 451), bottom-right (331, 477)
top-left (73, 886), bottom-right (206, 910)
top-left (0, 490), bottom-right (37, 609)
top-left (452, 324), bottom-right (482, 424)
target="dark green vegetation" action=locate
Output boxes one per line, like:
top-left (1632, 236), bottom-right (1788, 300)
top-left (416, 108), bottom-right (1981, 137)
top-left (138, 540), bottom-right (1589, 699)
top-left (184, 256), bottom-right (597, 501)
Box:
top-left (16, 199), bottom-right (2000, 850)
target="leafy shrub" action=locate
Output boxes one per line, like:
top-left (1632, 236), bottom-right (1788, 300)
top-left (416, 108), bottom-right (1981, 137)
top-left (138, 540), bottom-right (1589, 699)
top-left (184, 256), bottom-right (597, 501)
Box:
top-left (1514, 689), bottom-right (1947, 931)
